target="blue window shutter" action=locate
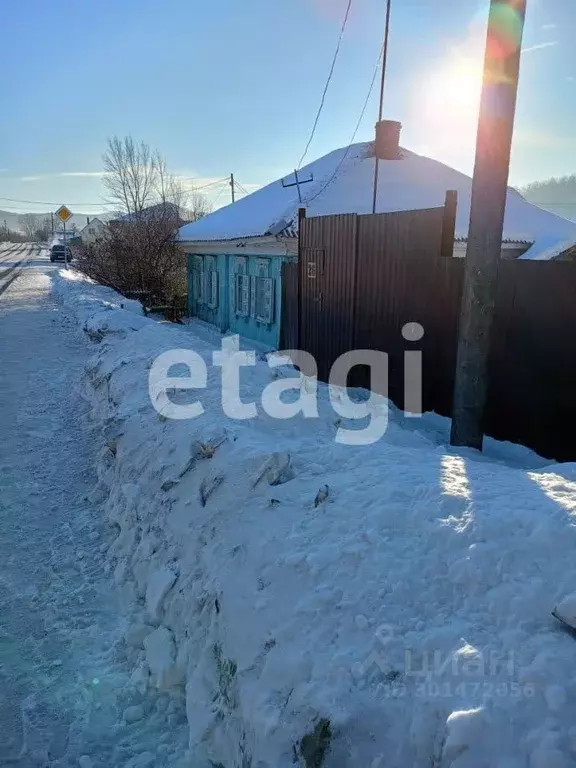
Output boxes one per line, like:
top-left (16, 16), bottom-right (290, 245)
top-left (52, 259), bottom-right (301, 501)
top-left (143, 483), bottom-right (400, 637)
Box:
top-left (250, 275), bottom-right (257, 318)
top-left (209, 270), bottom-right (218, 309)
top-left (233, 258), bottom-right (247, 316)
top-left (201, 269), bottom-right (209, 305)
top-left (242, 275), bottom-right (250, 315)
top-left (235, 273), bottom-right (250, 317)
top-left (262, 277), bottom-right (275, 323)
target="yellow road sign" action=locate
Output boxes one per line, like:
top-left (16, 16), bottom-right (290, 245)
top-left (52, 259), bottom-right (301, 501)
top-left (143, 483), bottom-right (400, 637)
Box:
top-left (55, 205), bottom-right (73, 223)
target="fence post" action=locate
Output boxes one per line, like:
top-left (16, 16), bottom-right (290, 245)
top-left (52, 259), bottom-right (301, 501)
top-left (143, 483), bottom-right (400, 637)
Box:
top-left (441, 191), bottom-right (458, 258)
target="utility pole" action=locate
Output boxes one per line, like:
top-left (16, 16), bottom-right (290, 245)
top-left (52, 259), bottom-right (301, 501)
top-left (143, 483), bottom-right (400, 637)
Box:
top-left (63, 219), bottom-right (68, 269)
top-left (51, 211), bottom-right (54, 238)
top-left (450, 0), bottom-right (527, 450)
top-left (230, 173), bottom-right (236, 204)
top-left (372, 0), bottom-right (392, 214)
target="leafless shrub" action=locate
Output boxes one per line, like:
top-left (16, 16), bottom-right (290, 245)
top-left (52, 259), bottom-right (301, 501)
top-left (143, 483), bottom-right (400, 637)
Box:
top-left (74, 208), bottom-right (185, 302)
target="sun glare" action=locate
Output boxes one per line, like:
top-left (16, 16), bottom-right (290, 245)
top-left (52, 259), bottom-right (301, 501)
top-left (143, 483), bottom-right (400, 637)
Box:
top-left (414, 54), bottom-right (483, 167)
top-left (425, 55), bottom-right (483, 118)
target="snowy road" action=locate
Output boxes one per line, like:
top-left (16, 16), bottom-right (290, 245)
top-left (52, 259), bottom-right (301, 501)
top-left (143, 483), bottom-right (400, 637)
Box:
top-left (0, 262), bottom-right (188, 767)
top-left (0, 244), bottom-right (39, 296)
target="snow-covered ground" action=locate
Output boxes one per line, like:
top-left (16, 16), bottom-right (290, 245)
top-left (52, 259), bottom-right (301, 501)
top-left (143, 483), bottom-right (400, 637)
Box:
top-left (0, 264), bottom-right (189, 767)
top-left (45, 268), bottom-right (576, 768)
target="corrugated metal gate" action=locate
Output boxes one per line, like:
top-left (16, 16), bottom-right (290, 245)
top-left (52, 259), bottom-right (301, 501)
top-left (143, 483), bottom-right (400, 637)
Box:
top-left (352, 206), bottom-right (460, 411)
top-left (299, 214), bottom-right (359, 380)
top-left (297, 201), bottom-right (456, 391)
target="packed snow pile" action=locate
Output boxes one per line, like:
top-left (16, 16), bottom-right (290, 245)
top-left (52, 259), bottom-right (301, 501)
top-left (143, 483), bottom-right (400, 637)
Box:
top-left (53, 269), bottom-right (576, 767)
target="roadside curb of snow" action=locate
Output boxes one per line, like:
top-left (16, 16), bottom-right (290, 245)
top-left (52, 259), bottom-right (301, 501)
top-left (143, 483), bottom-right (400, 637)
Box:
top-left (51, 269), bottom-right (355, 767)
top-left (50, 269), bottom-right (576, 768)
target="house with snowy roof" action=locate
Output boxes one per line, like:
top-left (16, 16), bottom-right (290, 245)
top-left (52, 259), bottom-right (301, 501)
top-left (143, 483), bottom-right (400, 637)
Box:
top-left (110, 201), bottom-right (183, 225)
top-left (178, 121), bottom-right (576, 348)
top-left (79, 216), bottom-right (107, 246)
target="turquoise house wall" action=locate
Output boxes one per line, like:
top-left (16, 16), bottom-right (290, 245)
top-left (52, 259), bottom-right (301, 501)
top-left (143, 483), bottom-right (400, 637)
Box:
top-left (186, 252), bottom-right (291, 349)
top-left (226, 253), bottom-right (284, 348)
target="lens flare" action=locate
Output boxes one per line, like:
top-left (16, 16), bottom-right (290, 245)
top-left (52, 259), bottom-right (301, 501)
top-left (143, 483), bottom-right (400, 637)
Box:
top-left (486, 2), bottom-right (524, 62)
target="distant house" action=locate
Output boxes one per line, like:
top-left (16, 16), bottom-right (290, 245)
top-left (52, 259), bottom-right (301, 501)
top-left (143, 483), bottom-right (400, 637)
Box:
top-left (110, 202), bottom-right (183, 227)
top-left (178, 121), bottom-right (576, 347)
top-left (80, 217), bottom-right (106, 245)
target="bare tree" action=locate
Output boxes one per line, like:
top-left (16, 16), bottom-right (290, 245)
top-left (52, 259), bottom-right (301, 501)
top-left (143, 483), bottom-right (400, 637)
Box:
top-left (76, 135), bottom-right (189, 305)
top-left (18, 213), bottom-right (41, 241)
top-left (103, 136), bottom-right (159, 215)
top-left (33, 216), bottom-right (54, 242)
top-left (0, 227), bottom-right (26, 244)
top-left (186, 187), bottom-right (213, 222)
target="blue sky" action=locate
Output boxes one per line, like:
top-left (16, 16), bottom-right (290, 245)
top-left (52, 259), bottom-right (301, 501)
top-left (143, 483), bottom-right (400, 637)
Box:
top-left (0, 0), bottom-right (573, 215)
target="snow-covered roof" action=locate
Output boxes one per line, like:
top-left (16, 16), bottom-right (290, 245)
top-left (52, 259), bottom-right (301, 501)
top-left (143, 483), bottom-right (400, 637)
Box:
top-left (80, 217), bottom-right (105, 233)
top-left (112, 202), bottom-right (182, 223)
top-left (178, 142), bottom-right (576, 260)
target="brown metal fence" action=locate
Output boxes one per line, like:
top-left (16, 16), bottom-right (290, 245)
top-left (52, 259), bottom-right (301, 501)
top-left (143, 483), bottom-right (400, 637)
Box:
top-left (280, 203), bottom-right (576, 461)
top-left (485, 260), bottom-right (576, 460)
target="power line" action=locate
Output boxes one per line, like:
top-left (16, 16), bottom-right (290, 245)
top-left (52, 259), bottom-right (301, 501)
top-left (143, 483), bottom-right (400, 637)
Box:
top-left (0, 195), bottom-right (109, 207)
top-left (235, 180), bottom-right (251, 196)
top-left (296, 0), bottom-right (353, 170)
top-left (210, 181), bottom-right (230, 207)
top-left (0, 178), bottom-right (227, 210)
top-left (0, 203), bottom-right (96, 213)
top-left (0, 204), bottom-right (52, 212)
top-left (305, 42), bottom-right (384, 206)
top-left (180, 176), bottom-right (229, 189)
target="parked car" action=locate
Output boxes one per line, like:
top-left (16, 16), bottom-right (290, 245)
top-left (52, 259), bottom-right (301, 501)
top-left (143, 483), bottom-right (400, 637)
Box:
top-left (50, 244), bottom-right (73, 263)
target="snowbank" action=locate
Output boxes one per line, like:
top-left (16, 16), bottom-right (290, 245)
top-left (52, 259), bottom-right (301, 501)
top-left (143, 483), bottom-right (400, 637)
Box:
top-left (53, 269), bottom-right (576, 767)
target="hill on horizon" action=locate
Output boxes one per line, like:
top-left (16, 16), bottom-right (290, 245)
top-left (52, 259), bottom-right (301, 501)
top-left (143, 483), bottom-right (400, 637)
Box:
top-left (520, 175), bottom-right (576, 223)
top-left (0, 210), bottom-right (111, 235)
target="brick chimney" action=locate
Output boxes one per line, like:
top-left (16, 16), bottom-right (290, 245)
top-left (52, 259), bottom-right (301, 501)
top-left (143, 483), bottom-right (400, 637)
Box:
top-left (86, 216), bottom-right (90, 226)
top-left (375, 120), bottom-right (402, 160)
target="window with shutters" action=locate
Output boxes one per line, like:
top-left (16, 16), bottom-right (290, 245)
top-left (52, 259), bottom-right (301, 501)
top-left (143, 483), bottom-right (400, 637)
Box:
top-left (251, 275), bottom-right (275, 323)
top-left (194, 256), bottom-right (207, 306)
top-left (191, 267), bottom-right (201, 307)
top-left (255, 258), bottom-right (269, 277)
top-left (234, 274), bottom-right (250, 316)
top-left (199, 257), bottom-right (218, 310)
top-left (207, 270), bottom-right (218, 309)
top-left (233, 257), bottom-right (249, 316)
top-left (199, 268), bottom-right (208, 305)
